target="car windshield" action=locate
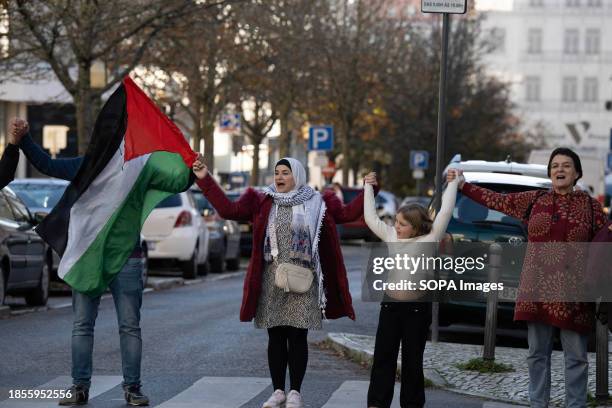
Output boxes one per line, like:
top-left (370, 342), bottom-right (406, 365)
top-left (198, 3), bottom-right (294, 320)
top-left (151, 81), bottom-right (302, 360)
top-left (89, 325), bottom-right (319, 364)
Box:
top-left (156, 194), bottom-right (182, 208)
top-left (9, 182), bottom-right (67, 210)
top-left (452, 183), bottom-right (546, 225)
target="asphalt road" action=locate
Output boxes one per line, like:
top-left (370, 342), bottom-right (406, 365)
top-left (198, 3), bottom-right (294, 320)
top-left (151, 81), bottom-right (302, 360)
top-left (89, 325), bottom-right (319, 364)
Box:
top-left (0, 245), bottom-right (515, 407)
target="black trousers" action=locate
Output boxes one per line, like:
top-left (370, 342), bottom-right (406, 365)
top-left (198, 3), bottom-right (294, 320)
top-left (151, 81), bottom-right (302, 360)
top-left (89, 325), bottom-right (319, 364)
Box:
top-left (267, 326), bottom-right (308, 392)
top-left (367, 302), bottom-right (432, 408)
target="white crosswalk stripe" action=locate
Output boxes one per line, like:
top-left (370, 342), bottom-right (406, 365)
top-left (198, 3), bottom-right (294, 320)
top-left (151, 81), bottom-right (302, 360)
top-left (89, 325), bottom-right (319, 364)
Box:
top-left (153, 377), bottom-right (270, 408)
top-left (0, 375), bottom-right (505, 407)
top-left (0, 376), bottom-right (122, 408)
top-left (321, 380), bottom-right (400, 408)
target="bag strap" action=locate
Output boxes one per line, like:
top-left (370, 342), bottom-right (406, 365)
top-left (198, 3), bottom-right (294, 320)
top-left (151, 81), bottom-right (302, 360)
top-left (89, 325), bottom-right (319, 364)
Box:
top-left (524, 190), bottom-right (547, 221)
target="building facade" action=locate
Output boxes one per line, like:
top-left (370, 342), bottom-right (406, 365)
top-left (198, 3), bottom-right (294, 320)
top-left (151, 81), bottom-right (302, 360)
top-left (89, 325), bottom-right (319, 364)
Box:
top-left (478, 0), bottom-right (612, 151)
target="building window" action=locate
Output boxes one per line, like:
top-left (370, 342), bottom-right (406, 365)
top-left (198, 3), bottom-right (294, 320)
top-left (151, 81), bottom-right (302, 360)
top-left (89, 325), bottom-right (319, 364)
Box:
top-left (562, 77), bottom-right (578, 102)
top-left (525, 76), bottom-right (541, 102)
top-left (583, 77), bottom-right (598, 102)
top-left (490, 28), bottom-right (506, 53)
top-left (566, 0), bottom-right (581, 6)
top-left (585, 29), bottom-right (600, 54)
top-left (564, 29), bottom-right (579, 54)
top-left (528, 28), bottom-right (542, 54)
top-left (586, 0), bottom-right (601, 6)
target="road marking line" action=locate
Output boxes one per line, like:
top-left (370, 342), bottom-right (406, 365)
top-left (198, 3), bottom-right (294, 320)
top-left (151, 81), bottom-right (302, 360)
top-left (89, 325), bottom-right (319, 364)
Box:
top-left (321, 380), bottom-right (400, 408)
top-left (153, 376), bottom-right (269, 408)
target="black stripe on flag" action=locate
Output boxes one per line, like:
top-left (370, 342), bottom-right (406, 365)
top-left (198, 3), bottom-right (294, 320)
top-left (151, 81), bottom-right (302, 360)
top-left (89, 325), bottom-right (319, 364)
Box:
top-left (36, 84), bottom-right (128, 256)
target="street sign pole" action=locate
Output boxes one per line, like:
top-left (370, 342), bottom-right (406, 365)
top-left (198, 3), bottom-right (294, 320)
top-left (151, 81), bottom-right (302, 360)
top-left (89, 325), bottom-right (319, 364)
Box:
top-left (431, 12), bottom-right (451, 345)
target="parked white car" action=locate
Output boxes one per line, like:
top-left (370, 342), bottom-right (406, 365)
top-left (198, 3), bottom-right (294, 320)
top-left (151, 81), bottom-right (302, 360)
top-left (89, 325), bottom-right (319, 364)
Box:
top-left (142, 192), bottom-right (209, 279)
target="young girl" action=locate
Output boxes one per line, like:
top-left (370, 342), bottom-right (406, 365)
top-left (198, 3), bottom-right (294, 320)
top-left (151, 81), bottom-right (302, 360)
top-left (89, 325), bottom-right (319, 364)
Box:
top-left (364, 171), bottom-right (459, 408)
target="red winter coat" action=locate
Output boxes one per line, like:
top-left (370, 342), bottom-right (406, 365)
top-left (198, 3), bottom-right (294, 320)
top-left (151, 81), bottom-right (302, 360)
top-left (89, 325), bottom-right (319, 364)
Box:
top-left (197, 174), bottom-right (371, 322)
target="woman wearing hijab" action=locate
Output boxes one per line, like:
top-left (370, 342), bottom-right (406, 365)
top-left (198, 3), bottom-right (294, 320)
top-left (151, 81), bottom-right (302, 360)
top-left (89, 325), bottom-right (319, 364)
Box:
top-left (193, 155), bottom-right (372, 408)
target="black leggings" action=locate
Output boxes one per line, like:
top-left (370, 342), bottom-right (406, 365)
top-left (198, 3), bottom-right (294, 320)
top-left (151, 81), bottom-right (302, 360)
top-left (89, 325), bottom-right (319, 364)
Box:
top-left (267, 326), bottom-right (308, 392)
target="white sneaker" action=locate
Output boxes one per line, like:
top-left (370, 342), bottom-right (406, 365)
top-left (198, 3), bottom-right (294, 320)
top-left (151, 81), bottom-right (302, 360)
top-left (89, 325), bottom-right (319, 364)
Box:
top-left (286, 390), bottom-right (303, 408)
top-left (262, 389), bottom-right (286, 408)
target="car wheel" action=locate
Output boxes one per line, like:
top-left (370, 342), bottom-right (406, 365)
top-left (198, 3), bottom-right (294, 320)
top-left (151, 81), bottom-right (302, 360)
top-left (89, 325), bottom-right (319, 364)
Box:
top-left (226, 257), bottom-right (240, 271)
top-left (0, 265), bottom-right (5, 306)
top-left (181, 245), bottom-right (198, 280)
top-left (210, 246), bottom-right (226, 274)
top-left (25, 262), bottom-right (50, 306)
top-left (198, 260), bottom-right (209, 276)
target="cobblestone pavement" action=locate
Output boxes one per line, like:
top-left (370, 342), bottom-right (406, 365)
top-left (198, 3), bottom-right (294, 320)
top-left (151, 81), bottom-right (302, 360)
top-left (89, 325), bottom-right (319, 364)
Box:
top-left (328, 332), bottom-right (612, 407)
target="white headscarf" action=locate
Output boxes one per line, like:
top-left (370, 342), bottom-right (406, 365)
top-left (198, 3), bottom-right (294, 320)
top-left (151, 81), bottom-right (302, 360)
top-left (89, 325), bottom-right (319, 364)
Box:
top-left (264, 157), bottom-right (328, 315)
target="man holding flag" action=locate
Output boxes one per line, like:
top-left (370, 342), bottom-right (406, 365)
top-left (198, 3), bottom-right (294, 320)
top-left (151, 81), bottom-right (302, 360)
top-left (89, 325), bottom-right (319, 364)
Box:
top-left (13, 77), bottom-right (197, 406)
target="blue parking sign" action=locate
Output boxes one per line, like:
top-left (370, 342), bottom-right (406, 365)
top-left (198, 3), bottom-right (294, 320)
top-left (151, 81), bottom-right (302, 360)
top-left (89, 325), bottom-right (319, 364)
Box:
top-left (308, 126), bottom-right (334, 151)
top-left (410, 150), bottom-right (429, 170)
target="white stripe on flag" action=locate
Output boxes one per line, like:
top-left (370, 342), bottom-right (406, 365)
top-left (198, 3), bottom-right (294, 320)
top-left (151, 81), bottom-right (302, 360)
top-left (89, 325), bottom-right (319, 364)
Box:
top-left (153, 377), bottom-right (270, 408)
top-left (59, 141), bottom-right (150, 278)
top-left (321, 380), bottom-right (400, 408)
top-left (0, 376), bottom-right (122, 407)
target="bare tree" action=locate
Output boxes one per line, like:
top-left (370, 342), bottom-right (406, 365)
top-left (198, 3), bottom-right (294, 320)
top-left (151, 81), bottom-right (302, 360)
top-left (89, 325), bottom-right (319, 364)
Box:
top-left (1, 0), bottom-right (231, 154)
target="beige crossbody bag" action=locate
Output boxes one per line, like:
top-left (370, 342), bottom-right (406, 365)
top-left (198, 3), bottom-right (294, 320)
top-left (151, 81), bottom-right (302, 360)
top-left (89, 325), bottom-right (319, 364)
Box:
top-left (274, 263), bottom-right (314, 294)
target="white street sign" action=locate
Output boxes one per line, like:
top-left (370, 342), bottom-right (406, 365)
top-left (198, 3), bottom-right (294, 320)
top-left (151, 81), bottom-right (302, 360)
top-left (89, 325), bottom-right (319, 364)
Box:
top-left (422, 0), bottom-right (467, 14)
top-left (413, 170), bottom-right (425, 179)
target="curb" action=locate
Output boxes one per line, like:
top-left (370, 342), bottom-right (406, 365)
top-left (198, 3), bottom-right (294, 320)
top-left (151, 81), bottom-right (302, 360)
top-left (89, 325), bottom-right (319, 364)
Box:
top-left (147, 277), bottom-right (186, 291)
top-left (326, 333), bottom-right (530, 406)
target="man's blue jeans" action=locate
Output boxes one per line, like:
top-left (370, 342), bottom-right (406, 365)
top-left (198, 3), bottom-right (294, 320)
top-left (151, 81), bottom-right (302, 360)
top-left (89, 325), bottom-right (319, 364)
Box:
top-left (527, 322), bottom-right (589, 408)
top-left (71, 258), bottom-right (144, 388)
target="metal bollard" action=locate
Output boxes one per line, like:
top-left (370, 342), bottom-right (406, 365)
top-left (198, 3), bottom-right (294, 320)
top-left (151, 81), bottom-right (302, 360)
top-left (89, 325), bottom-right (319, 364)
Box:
top-left (595, 317), bottom-right (609, 403)
top-left (483, 243), bottom-right (502, 361)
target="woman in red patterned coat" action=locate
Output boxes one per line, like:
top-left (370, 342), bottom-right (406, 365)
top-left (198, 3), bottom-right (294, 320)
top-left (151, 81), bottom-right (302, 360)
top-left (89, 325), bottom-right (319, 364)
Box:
top-left (451, 148), bottom-right (607, 408)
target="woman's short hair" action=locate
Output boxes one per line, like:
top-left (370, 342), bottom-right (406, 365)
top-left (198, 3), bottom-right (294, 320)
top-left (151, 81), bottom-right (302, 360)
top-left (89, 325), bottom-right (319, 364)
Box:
top-left (547, 147), bottom-right (582, 185)
top-left (397, 204), bottom-right (433, 237)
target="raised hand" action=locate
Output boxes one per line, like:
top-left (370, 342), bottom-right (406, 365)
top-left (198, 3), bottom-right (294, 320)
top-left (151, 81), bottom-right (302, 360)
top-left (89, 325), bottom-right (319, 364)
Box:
top-left (446, 168), bottom-right (464, 189)
top-left (192, 153), bottom-right (208, 179)
top-left (363, 172), bottom-right (377, 186)
top-left (8, 118), bottom-right (29, 145)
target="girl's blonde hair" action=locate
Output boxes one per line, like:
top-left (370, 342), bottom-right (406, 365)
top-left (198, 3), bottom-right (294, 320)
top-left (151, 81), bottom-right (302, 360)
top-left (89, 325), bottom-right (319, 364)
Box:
top-left (397, 204), bottom-right (432, 237)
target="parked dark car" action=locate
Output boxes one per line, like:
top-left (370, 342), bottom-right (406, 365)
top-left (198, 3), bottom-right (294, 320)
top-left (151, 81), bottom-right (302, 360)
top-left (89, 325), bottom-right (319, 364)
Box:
top-left (436, 161), bottom-right (551, 328)
top-left (10, 178), bottom-right (149, 288)
top-left (226, 189), bottom-right (261, 256)
top-left (190, 188), bottom-right (241, 272)
top-left (9, 178), bottom-right (67, 284)
top-left (0, 187), bottom-right (49, 306)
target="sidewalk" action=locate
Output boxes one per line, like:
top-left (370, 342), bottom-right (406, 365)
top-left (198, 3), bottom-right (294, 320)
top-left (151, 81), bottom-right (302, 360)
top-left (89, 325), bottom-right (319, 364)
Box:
top-left (327, 332), bottom-right (612, 407)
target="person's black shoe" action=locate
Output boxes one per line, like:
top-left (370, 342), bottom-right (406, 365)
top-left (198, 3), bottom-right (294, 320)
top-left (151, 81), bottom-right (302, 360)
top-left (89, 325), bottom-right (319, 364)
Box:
top-left (124, 385), bottom-right (149, 406)
top-left (58, 385), bottom-right (89, 406)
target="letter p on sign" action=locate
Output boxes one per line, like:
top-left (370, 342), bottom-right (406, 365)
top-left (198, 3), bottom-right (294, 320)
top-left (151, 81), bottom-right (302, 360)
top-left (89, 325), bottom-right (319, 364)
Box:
top-left (308, 126), bottom-right (334, 151)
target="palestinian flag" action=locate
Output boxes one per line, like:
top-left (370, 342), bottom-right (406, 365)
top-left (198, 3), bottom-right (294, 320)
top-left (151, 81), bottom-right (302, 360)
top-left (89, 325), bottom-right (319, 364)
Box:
top-left (37, 76), bottom-right (197, 296)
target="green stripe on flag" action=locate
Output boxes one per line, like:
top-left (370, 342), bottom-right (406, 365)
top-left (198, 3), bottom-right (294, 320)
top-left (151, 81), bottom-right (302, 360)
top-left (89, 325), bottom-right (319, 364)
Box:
top-left (63, 151), bottom-right (192, 296)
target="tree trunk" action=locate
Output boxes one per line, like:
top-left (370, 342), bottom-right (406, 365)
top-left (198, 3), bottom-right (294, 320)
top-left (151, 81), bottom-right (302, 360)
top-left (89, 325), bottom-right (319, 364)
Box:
top-left (251, 139), bottom-right (260, 186)
top-left (279, 104), bottom-right (291, 158)
top-left (203, 119), bottom-right (215, 171)
top-left (75, 61), bottom-right (95, 156)
top-left (341, 123), bottom-right (350, 186)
